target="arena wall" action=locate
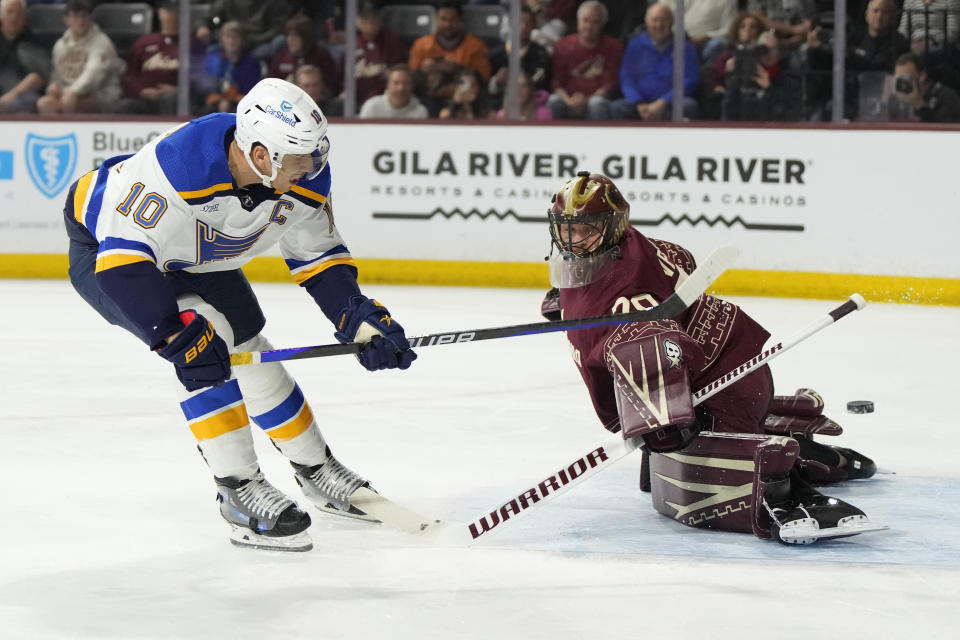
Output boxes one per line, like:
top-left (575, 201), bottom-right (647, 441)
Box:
top-left (1, 119), bottom-right (956, 304)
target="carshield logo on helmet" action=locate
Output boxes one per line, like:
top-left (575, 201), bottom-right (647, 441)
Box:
top-left (263, 104), bottom-right (300, 127)
top-left (280, 100), bottom-right (293, 112)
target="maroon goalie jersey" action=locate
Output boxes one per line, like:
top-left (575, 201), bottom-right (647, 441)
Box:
top-left (558, 228), bottom-right (772, 434)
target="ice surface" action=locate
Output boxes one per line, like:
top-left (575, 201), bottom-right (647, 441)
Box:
top-left (1, 280), bottom-right (957, 639)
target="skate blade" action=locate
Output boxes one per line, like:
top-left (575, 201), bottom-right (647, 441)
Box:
top-left (311, 499), bottom-right (382, 524)
top-left (778, 515), bottom-right (889, 545)
top-left (228, 526), bottom-right (313, 552)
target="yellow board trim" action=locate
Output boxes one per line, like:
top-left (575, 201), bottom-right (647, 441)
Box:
top-left (2, 254), bottom-right (958, 306)
top-left (189, 404), bottom-right (250, 442)
top-left (73, 171), bottom-right (96, 225)
top-left (265, 403), bottom-right (314, 441)
top-left (94, 253), bottom-right (155, 273)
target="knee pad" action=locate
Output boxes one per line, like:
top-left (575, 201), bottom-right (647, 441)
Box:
top-left (648, 432), bottom-right (800, 539)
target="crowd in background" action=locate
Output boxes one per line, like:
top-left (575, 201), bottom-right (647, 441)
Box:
top-left (2, 0), bottom-right (960, 123)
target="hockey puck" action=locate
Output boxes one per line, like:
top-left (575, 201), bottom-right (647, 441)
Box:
top-left (846, 401), bottom-right (875, 414)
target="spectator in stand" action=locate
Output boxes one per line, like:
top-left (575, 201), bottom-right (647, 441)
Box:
top-left (359, 64), bottom-right (428, 119)
top-left (722, 29), bottom-right (802, 121)
top-left (546, 0), bottom-right (622, 120)
top-left (810, 0), bottom-right (909, 73)
top-left (196, 0), bottom-right (294, 61)
top-left (408, 0), bottom-right (491, 116)
top-left (611, 2), bottom-right (699, 121)
top-left (805, 0), bottom-right (909, 119)
top-left (353, 0), bottom-right (407, 107)
top-left (293, 63), bottom-right (342, 117)
top-left (197, 20), bottom-right (261, 114)
top-left (747, 0), bottom-right (818, 52)
top-left (701, 11), bottom-right (764, 119)
top-left (267, 13), bottom-right (341, 97)
top-left (36, 0), bottom-right (121, 115)
top-left (496, 69), bottom-right (552, 121)
top-left (889, 51), bottom-right (960, 121)
top-left (438, 66), bottom-right (491, 120)
top-left (0, 0), bottom-right (49, 113)
top-left (488, 5), bottom-right (551, 110)
top-left (662, 0), bottom-right (738, 64)
top-left (117, 0), bottom-right (184, 115)
top-left (899, 0), bottom-right (960, 52)
top-left (526, 0), bottom-right (577, 52)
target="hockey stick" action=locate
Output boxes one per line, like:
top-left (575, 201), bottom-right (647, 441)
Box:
top-left (230, 245), bottom-right (739, 366)
top-left (412, 293), bottom-right (868, 545)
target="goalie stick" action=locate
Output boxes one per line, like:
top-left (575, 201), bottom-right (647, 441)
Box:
top-left (230, 245), bottom-right (739, 366)
top-left (383, 294), bottom-right (869, 544)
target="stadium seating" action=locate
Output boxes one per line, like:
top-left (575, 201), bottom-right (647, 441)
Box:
top-left (380, 4), bottom-right (436, 46)
top-left (462, 4), bottom-right (507, 47)
top-left (91, 2), bottom-right (154, 58)
top-left (26, 3), bottom-right (65, 49)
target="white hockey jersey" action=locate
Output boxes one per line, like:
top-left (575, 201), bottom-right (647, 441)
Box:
top-left (69, 112), bottom-right (353, 285)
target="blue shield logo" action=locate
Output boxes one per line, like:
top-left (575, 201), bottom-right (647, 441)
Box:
top-left (25, 133), bottom-right (78, 198)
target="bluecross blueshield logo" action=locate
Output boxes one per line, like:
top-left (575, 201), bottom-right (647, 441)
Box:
top-left (0, 150), bottom-right (12, 179)
top-left (25, 133), bottom-right (77, 198)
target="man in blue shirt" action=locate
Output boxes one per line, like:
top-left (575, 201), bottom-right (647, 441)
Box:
top-left (611, 3), bottom-right (700, 121)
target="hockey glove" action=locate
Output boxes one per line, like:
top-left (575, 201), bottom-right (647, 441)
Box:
top-left (334, 295), bottom-right (417, 371)
top-left (156, 311), bottom-right (231, 391)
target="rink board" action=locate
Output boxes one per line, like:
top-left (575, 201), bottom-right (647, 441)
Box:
top-left (0, 120), bottom-right (957, 303)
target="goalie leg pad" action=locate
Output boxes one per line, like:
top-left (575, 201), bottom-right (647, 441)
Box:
top-left (648, 432), bottom-right (800, 538)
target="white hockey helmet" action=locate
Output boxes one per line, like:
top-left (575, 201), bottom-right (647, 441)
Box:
top-left (234, 78), bottom-right (330, 187)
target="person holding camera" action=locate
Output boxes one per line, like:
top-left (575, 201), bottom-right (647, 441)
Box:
top-left (722, 30), bottom-right (802, 121)
top-left (890, 51), bottom-right (960, 121)
top-left (438, 66), bottom-right (490, 119)
top-left (804, 0), bottom-right (909, 120)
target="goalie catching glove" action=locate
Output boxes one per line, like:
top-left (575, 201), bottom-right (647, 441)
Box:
top-left (156, 311), bottom-right (232, 391)
top-left (335, 295), bottom-right (417, 371)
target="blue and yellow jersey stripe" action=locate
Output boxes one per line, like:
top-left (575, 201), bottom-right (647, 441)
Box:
top-left (286, 245), bottom-right (356, 284)
top-left (179, 380), bottom-right (250, 442)
top-left (72, 155), bottom-right (131, 233)
top-left (178, 182), bottom-right (235, 205)
top-left (287, 184), bottom-right (326, 209)
top-left (94, 237), bottom-right (158, 273)
top-left (250, 385), bottom-right (314, 441)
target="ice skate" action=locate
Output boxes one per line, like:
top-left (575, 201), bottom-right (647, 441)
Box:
top-left (833, 446), bottom-right (877, 480)
top-left (292, 452), bottom-right (381, 523)
top-left (216, 471), bottom-right (313, 552)
top-left (765, 474), bottom-right (887, 545)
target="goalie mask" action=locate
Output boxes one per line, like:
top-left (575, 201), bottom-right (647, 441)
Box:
top-left (235, 78), bottom-right (330, 188)
top-left (547, 171), bottom-right (630, 288)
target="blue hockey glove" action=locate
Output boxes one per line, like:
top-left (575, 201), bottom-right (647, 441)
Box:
top-left (156, 311), bottom-right (231, 391)
top-left (334, 295), bottom-right (417, 371)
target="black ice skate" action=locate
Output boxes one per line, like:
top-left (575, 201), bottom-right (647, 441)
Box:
top-left (765, 474), bottom-right (887, 545)
top-left (215, 471), bottom-right (313, 552)
top-left (292, 453), bottom-right (381, 523)
top-left (834, 446), bottom-right (877, 480)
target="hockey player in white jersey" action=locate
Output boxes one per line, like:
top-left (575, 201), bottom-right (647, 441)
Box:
top-left (63, 78), bottom-right (417, 551)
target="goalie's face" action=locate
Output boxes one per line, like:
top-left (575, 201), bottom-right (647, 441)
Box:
top-left (550, 214), bottom-right (611, 256)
